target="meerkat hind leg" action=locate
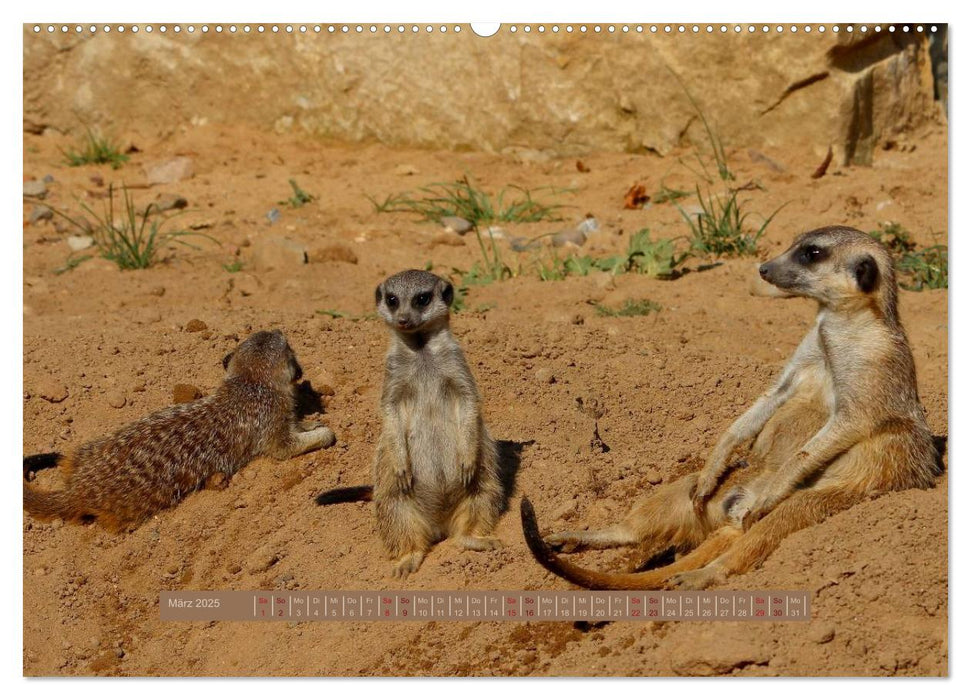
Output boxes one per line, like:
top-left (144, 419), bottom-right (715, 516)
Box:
top-left (449, 490), bottom-right (503, 551)
top-left (392, 550), bottom-right (427, 578)
top-left (545, 524), bottom-right (638, 553)
top-left (669, 486), bottom-right (864, 589)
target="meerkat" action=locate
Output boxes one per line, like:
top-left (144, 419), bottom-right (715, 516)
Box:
top-left (521, 226), bottom-right (942, 590)
top-left (23, 330), bottom-right (336, 532)
top-left (316, 269), bottom-right (504, 578)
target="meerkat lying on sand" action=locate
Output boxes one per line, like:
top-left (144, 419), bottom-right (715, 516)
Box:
top-left (24, 330), bottom-right (335, 531)
top-left (316, 270), bottom-right (504, 578)
top-left (522, 226), bottom-right (941, 589)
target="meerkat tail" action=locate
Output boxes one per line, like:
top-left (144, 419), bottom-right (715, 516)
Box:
top-left (315, 485), bottom-right (374, 506)
top-left (23, 481), bottom-right (79, 521)
top-left (521, 497), bottom-right (670, 591)
top-left (23, 452), bottom-right (62, 478)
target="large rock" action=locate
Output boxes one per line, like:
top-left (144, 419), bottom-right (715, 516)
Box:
top-left (23, 27), bottom-right (936, 164)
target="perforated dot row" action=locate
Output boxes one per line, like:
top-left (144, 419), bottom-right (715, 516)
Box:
top-left (30, 24), bottom-right (939, 35)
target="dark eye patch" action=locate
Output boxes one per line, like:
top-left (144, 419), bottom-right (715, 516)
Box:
top-left (797, 244), bottom-right (828, 266)
top-left (386, 294), bottom-right (399, 310)
top-left (413, 291), bottom-right (432, 308)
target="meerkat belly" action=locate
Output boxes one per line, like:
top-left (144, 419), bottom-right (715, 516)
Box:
top-left (406, 385), bottom-right (467, 498)
top-left (750, 367), bottom-right (833, 472)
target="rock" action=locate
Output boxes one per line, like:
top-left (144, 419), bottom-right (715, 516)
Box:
top-left (23, 180), bottom-right (47, 198)
top-left (440, 216), bottom-right (473, 236)
top-left (67, 235), bottom-right (94, 252)
top-left (23, 32), bottom-right (935, 162)
top-left (430, 232), bottom-right (466, 247)
top-left (483, 226), bottom-right (505, 240)
top-left (38, 381), bottom-right (68, 403)
top-left (670, 634), bottom-right (769, 676)
top-left (551, 228), bottom-right (587, 248)
top-left (149, 286), bottom-right (165, 297)
top-left (247, 548), bottom-right (281, 574)
top-left (510, 236), bottom-right (541, 252)
top-left (149, 193), bottom-right (188, 213)
top-left (29, 205), bottom-right (53, 224)
top-left (265, 208), bottom-right (281, 224)
top-left (308, 243), bottom-right (358, 265)
top-left (577, 217), bottom-right (599, 234)
top-left (535, 368), bottom-right (555, 384)
top-left (105, 390), bottom-right (127, 409)
top-left (251, 236), bottom-right (308, 271)
top-left (552, 498), bottom-right (577, 521)
top-left (184, 319), bottom-right (208, 333)
top-left (394, 164), bottom-right (419, 176)
top-left (643, 468), bottom-right (663, 485)
top-left (143, 157), bottom-right (194, 185)
top-left (807, 621), bottom-right (836, 644)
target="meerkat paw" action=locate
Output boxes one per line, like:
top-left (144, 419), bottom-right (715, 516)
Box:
top-left (394, 467), bottom-right (414, 494)
top-left (391, 551), bottom-right (425, 578)
top-left (741, 493), bottom-right (780, 530)
top-left (667, 565), bottom-right (725, 590)
top-left (456, 535), bottom-right (502, 552)
top-left (545, 531), bottom-right (583, 553)
top-left (690, 474), bottom-right (718, 514)
top-left (205, 472), bottom-right (230, 490)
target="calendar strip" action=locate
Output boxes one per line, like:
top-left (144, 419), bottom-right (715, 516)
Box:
top-left (160, 590), bottom-right (810, 622)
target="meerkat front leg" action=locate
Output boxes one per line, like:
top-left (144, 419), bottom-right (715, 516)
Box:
top-left (741, 418), bottom-right (864, 528)
top-left (693, 337), bottom-right (820, 510)
top-left (456, 400), bottom-right (481, 488)
top-left (272, 423), bottom-right (336, 459)
top-left (382, 403), bottom-right (413, 493)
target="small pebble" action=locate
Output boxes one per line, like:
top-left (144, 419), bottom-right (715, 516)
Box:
top-left (67, 236), bottom-right (94, 252)
top-left (552, 228), bottom-right (587, 248)
top-left (185, 319), bottom-right (208, 333)
top-left (29, 205), bottom-right (53, 224)
top-left (23, 180), bottom-right (48, 198)
top-left (266, 208), bottom-right (281, 224)
top-left (535, 368), bottom-right (555, 384)
top-left (38, 381), bottom-right (69, 403)
top-left (106, 390), bottom-right (127, 409)
top-left (440, 216), bottom-right (473, 236)
top-left (807, 621), bottom-right (836, 644)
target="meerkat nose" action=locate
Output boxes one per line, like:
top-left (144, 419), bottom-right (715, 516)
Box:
top-left (759, 264), bottom-right (770, 279)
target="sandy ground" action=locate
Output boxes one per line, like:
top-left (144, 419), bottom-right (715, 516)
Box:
top-left (22, 119), bottom-right (948, 676)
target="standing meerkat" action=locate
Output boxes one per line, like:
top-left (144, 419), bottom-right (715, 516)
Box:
top-left (23, 330), bottom-right (336, 532)
top-left (521, 226), bottom-right (942, 589)
top-left (316, 269), bottom-right (504, 578)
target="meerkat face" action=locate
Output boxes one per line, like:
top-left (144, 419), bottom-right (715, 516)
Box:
top-left (757, 226), bottom-right (896, 309)
top-left (375, 269), bottom-right (454, 334)
top-left (223, 330), bottom-right (302, 384)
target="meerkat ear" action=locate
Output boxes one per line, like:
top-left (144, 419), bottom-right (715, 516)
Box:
top-left (441, 281), bottom-right (454, 306)
top-left (853, 255), bottom-right (879, 293)
top-left (222, 351), bottom-right (235, 370)
top-left (374, 285), bottom-right (383, 306)
top-left (289, 356), bottom-right (303, 382)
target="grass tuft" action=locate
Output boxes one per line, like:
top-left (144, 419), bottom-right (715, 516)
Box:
top-left (52, 184), bottom-right (214, 270)
top-left (281, 179), bottom-right (315, 208)
top-left (62, 128), bottom-right (129, 170)
top-left (677, 186), bottom-right (783, 258)
top-left (869, 222), bottom-right (948, 291)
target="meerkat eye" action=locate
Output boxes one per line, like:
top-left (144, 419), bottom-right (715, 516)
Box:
top-left (386, 294), bottom-right (399, 310)
top-left (413, 291), bottom-right (432, 308)
top-left (799, 245), bottom-right (826, 265)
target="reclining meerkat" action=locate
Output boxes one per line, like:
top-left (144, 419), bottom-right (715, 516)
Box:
top-left (23, 330), bottom-right (335, 532)
top-left (316, 270), bottom-right (503, 578)
top-left (521, 225), bottom-right (942, 589)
